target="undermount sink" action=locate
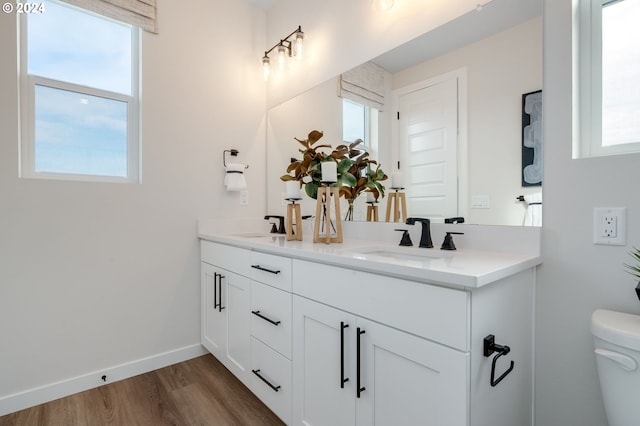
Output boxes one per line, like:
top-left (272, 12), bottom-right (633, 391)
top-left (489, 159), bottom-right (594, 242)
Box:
top-left (230, 232), bottom-right (284, 239)
top-left (349, 245), bottom-right (454, 262)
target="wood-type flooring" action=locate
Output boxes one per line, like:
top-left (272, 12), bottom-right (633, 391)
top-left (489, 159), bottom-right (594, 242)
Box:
top-left (0, 354), bottom-right (284, 426)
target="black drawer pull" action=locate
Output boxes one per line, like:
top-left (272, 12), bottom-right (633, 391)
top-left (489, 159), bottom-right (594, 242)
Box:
top-left (252, 369), bottom-right (281, 392)
top-left (341, 322), bottom-right (349, 388)
top-left (251, 265), bottom-right (281, 275)
top-left (357, 328), bottom-right (366, 398)
top-left (252, 310), bottom-right (281, 326)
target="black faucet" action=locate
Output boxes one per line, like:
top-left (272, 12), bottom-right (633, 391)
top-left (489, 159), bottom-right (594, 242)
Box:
top-left (264, 215), bottom-right (286, 234)
top-left (405, 218), bottom-right (433, 248)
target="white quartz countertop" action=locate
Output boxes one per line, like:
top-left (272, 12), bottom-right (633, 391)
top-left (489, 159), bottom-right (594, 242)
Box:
top-left (198, 231), bottom-right (542, 289)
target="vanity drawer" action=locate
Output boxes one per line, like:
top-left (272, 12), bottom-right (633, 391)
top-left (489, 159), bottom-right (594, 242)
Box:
top-left (250, 251), bottom-right (292, 292)
top-left (251, 281), bottom-right (292, 359)
top-left (293, 259), bottom-right (470, 351)
top-left (249, 337), bottom-right (292, 425)
top-left (200, 241), bottom-right (251, 276)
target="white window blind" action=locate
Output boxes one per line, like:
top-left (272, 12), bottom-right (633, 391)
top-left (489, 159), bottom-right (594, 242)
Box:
top-left (61, 0), bottom-right (157, 33)
top-left (339, 61), bottom-right (385, 111)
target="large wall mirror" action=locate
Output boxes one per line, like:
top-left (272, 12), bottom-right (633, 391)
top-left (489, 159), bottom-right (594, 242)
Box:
top-left (266, 0), bottom-right (543, 226)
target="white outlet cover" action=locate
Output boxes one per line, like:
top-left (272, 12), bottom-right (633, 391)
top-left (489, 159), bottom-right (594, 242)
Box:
top-left (593, 207), bottom-right (626, 246)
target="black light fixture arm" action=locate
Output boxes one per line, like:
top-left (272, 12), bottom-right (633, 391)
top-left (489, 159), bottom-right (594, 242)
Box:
top-left (263, 26), bottom-right (303, 58)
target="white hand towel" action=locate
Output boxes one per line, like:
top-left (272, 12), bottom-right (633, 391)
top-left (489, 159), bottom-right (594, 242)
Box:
top-left (523, 192), bottom-right (542, 226)
top-left (225, 163), bottom-right (247, 191)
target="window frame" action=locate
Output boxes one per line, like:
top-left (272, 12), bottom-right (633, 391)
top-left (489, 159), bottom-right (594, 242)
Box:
top-left (342, 97), bottom-right (374, 147)
top-left (576, 0), bottom-right (640, 158)
top-left (18, 2), bottom-right (141, 183)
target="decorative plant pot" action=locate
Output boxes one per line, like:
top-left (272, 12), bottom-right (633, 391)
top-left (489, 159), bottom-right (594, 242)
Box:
top-left (636, 282), bottom-right (640, 302)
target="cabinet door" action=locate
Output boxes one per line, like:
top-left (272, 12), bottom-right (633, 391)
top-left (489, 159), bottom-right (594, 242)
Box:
top-left (222, 269), bottom-right (251, 382)
top-left (201, 262), bottom-right (226, 357)
top-left (356, 317), bottom-right (469, 426)
top-left (201, 262), bottom-right (251, 383)
top-left (293, 296), bottom-right (356, 426)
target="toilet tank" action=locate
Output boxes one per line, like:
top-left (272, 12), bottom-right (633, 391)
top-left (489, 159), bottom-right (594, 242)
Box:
top-left (591, 309), bottom-right (640, 426)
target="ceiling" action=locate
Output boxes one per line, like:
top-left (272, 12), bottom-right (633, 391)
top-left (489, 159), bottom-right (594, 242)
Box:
top-left (372, 0), bottom-right (542, 73)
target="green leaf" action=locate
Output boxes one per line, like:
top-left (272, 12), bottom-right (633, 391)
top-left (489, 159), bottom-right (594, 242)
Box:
top-left (340, 171), bottom-right (357, 187)
top-left (337, 158), bottom-right (353, 174)
top-left (305, 181), bottom-right (319, 199)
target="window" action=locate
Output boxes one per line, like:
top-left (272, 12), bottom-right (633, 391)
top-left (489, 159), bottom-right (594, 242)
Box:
top-left (342, 98), bottom-right (379, 147)
top-left (576, 0), bottom-right (640, 158)
top-left (20, 0), bottom-right (140, 182)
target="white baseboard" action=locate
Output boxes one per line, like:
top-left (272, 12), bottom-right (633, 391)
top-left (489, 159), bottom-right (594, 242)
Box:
top-left (0, 344), bottom-right (208, 417)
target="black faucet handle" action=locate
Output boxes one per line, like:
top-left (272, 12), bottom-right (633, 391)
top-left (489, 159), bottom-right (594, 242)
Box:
top-left (441, 232), bottom-right (464, 250)
top-left (264, 215), bottom-right (286, 234)
top-left (395, 229), bottom-right (413, 247)
top-left (270, 222), bottom-right (279, 234)
top-left (444, 217), bottom-right (465, 224)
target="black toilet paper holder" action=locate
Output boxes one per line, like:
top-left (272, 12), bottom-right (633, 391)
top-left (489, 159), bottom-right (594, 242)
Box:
top-left (483, 334), bottom-right (514, 387)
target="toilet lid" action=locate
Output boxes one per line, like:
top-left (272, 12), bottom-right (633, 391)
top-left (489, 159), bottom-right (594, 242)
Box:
top-left (591, 309), bottom-right (640, 351)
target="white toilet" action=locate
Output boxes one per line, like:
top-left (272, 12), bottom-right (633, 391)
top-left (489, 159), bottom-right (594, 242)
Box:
top-left (591, 309), bottom-right (640, 426)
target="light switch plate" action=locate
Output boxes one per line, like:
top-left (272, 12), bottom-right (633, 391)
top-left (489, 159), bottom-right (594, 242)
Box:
top-left (593, 207), bottom-right (626, 246)
top-left (471, 195), bottom-right (490, 209)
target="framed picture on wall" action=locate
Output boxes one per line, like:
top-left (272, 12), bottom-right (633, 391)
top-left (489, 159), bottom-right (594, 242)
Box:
top-left (522, 90), bottom-right (542, 187)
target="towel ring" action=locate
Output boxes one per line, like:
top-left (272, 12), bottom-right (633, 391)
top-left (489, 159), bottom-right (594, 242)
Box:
top-left (223, 149), bottom-right (249, 169)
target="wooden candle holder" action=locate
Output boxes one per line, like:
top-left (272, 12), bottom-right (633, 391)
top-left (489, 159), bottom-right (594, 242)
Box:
top-left (385, 189), bottom-right (407, 223)
top-left (366, 202), bottom-right (379, 222)
top-left (313, 186), bottom-right (343, 244)
top-left (286, 199), bottom-right (303, 241)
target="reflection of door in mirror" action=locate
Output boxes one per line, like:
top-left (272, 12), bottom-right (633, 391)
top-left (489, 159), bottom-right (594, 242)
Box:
top-left (397, 75), bottom-right (459, 223)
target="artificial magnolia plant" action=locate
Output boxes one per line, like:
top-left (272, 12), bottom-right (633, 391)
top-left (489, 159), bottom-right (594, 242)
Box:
top-left (280, 130), bottom-right (387, 202)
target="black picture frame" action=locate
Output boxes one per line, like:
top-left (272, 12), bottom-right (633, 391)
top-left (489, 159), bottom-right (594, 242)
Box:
top-left (521, 90), bottom-right (542, 187)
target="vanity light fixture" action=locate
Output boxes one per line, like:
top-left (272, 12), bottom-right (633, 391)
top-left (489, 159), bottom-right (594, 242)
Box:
top-left (262, 26), bottom-right (304, 81)
top-left (372, 0), bottom-right (394, 11)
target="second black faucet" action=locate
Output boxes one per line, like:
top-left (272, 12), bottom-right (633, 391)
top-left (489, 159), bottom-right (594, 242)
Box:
top-left (405, 217), bottom-right (433, 248)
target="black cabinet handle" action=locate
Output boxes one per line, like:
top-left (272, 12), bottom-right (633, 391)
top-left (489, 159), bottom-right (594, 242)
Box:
top-left (252, 369), bottom-right (281, 392)
top-left (251, 265), bottom-right (281, 275)
top-left (357, 327), bottom-right (366, 398)
top-left (251, 310), bottom-right (281, 326)
top-left (341, 322), bottom-right (349, 388)
top-left (213, 272), bottom-right (220, 309)
top-left (217, 273), bottom-right (225, 312)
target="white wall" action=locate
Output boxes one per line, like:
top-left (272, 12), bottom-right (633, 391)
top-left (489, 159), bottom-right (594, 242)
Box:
top-left (537, 1), bottom-right (640, 424)
top-left (392, 17), bottom-right (542, 226)
top-left (0, 0), bottom-right (266, 411)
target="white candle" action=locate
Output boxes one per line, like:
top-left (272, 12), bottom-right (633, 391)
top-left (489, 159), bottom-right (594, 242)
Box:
top-left (366, 192), bottom-right (375, 203)
top-left (286, 180), bottom-right (300, 199)
top-left (391, 172), bottom-right (404, 188)
top-left (321, 161), bottom-right (337, 182)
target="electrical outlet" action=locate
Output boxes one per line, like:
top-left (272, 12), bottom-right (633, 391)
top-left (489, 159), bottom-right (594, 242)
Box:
top-left (594, 207), bottom-right (626, 246)
top-left (240, 190), bottom-right (249, 206)
top-left (602, 215), bottom-right (617, 238)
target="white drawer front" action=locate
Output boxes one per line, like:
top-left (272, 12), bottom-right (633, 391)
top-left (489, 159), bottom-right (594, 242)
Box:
top-left (200, 241), bottom-right (251, 277)
top-left (293, 259), bottom-right (470, 351)
top-left (249, 337), bottom-right (292, 425)
top-left (251, 281), bottom-right (292, 359)
top-left (250, 251), bottom-right (292, 292)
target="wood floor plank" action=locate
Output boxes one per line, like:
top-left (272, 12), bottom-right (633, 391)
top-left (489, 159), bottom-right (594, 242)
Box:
top-left (0, 354), bottom-right (284, 426)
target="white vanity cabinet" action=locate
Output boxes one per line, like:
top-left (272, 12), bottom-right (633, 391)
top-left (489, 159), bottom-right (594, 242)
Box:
top-left (292, 260), bottom-right (469, 426)
top-left (291, 259), bottom-right (534, 426)
top-left (200, 237), bottom-right (535, 426)
top-left (247, 250), bottom-right (293, 424)
top-left (292, 295), bottom-right (468, 426)
top-left (201, 244), bottom-right (251, 384)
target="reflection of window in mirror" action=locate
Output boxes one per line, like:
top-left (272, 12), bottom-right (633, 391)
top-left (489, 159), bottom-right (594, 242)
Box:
top-left (576, 0), bottom-right (640, 158)
top-left (342, 98), bottom-right (378, 147)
